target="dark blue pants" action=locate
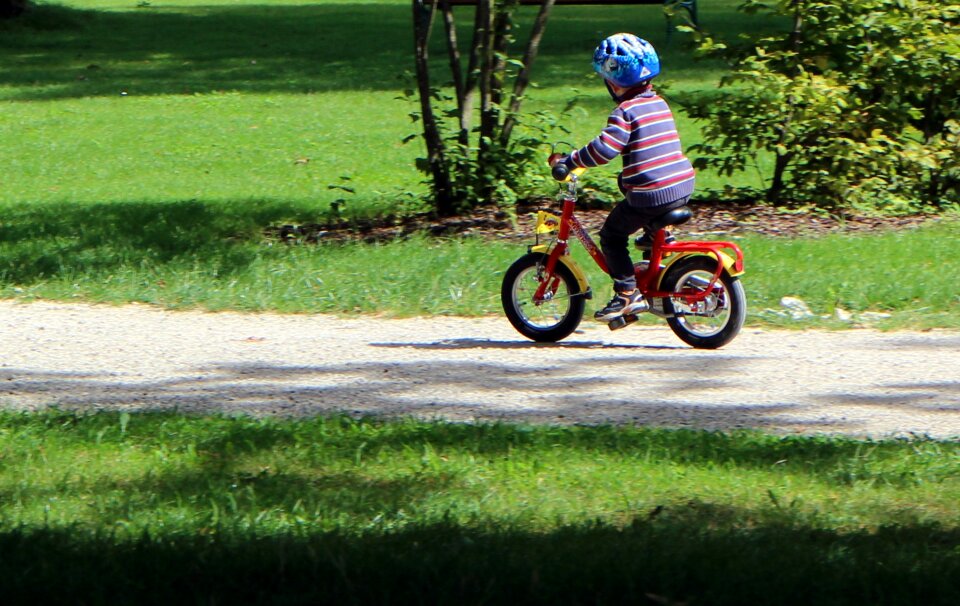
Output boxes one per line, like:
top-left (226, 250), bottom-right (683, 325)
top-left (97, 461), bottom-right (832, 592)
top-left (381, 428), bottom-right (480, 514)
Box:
top-left (599, 197), bottom-right (690, 293)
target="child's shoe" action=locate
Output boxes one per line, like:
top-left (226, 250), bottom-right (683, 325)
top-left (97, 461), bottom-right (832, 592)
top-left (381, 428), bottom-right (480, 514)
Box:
top-left (594, 290), bottom-right (649, 322)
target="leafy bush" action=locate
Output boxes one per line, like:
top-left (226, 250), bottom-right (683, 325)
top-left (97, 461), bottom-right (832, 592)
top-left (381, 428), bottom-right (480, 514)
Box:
top-left (409, 0), bottom-right (566, 216)
top-left (403, 87), bottom-right (569, 211)
top-left (683, 0), bottom-right (960, 213)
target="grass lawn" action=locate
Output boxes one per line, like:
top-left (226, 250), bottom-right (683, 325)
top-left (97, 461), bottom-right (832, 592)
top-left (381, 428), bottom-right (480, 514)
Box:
top-left (1, 4), bottom-right (959, 603)
top-left (3, 0), bottom-right (956, 328)
top-left (0, 411), bottom-right (957, 604)
top-left (1, 0), bottom-right (775, 212)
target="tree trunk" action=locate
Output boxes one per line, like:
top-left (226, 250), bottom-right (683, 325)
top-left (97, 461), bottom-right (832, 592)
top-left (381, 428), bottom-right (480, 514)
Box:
top-left (458, 0), bottom-right (487, 150)
top-left (768, 2), bottom-right (803, 203)
top-left (488, 7), bottom-right (511, 112)
top-left (438, 1), bottom-right (464, 107)
top-left (438, 0), bottom-right (473, 193)
top-left (475, 0), bottom-right (496, 200)
top-left (412, 0), bottom-right (456, 216)
top-left (411, 0), bottom-right (556, 213)
top-left (768, 147), bottom-right (792, 205)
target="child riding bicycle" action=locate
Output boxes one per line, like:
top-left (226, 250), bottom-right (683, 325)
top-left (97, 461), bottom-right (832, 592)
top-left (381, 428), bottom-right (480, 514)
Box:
top-left (550, 33), bottom-right (696, 322)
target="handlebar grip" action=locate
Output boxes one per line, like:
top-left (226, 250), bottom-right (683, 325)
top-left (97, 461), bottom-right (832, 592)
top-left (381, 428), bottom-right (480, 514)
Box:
top-left (551, 163), bottom-right (570, 181)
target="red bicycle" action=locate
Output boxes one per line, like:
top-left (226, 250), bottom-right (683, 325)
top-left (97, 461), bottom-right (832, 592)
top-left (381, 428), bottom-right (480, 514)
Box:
top-left (501, 165), bottom-right (746, 349)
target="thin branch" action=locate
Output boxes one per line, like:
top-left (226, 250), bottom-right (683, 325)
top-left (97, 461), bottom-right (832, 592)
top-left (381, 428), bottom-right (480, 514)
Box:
top-left (500, 0), bottom-right (555, 145)
top-left (438, 0), bottom-right (464, 106)
top-left (477, 0), bottom-right (495, 150)
top-left (459, 0), bottom-right (489, 147)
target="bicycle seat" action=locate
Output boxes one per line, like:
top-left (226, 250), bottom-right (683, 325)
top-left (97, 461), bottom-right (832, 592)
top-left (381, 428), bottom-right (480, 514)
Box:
top-left (648, 207), bottom-right (693, 232)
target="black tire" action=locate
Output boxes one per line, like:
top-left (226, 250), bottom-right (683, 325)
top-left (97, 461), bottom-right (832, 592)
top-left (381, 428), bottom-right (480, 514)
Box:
top-left (660, 256), bottom-right (746, 349)
top-left (501, 252), bottom-right (585, 342)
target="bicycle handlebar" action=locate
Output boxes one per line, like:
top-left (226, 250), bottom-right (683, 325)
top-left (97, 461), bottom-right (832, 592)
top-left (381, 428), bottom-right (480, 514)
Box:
top-left (551, 162), bottom-right (571, 181)
top-left (547, 154), bottom-right (586, 183)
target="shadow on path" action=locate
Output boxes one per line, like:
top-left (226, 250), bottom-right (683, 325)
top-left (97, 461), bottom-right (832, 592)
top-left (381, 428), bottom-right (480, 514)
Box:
top-left (1, 348), bottom-right (934, 435)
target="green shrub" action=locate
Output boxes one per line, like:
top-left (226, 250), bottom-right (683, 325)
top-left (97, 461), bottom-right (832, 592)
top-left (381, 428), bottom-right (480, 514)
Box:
top-left (683, 0), bottom-right (960, 213)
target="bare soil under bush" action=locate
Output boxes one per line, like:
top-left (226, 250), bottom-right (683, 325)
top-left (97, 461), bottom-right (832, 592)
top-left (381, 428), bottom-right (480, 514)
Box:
top-left (267, 200), bottom-right (936, 244)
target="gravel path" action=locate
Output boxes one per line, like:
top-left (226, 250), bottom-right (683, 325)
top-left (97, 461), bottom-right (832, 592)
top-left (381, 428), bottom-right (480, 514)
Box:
top-left (2, 300), bottom-right (958, 439)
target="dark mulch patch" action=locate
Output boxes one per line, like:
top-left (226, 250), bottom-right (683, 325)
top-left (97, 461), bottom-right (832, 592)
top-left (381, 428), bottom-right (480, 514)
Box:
top-left (266, 199), bottom-right (937, 245)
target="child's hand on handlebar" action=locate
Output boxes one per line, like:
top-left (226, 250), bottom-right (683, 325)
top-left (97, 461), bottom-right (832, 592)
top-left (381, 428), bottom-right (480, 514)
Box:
top-left (548, 153), bottom-right (572, 181)
top-left (548, 154), bottom-right (586, 182)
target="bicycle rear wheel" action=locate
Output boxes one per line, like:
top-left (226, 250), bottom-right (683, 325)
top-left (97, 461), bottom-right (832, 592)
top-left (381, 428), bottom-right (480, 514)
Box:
top-left (660, 256), bottom-right (746, 349)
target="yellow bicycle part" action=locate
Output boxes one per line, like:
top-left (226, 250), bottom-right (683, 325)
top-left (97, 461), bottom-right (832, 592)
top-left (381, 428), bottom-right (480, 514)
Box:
top-left (656, 250), bottom-right (744, 292)
top-left (535, 211), bottom-right (561, 234)
top-left (563, 166), bottom-right (587, 182)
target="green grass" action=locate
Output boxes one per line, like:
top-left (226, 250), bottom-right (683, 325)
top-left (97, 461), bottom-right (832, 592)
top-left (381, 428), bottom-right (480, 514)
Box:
top-left (2, 195), bottom-right (958, 326)
top-left (0, 410), bottom-right (957, 604)
top-left (2, 5), bottom-right (958, 603)
top-left (1, 0), bottom-right (957, 328)
top-left (738, 220), bottom-right (960, 329)
top-left (1, 0), bottom-right (778, 214)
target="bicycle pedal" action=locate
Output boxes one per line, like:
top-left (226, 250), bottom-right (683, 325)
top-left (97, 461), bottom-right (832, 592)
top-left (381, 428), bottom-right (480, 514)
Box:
top-left (608, 314), bottom-right (638, 331)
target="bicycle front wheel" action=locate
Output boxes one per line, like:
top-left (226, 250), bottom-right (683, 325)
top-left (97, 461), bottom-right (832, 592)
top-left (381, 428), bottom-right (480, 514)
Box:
top-left (501, 253), bottom-right (585, 342)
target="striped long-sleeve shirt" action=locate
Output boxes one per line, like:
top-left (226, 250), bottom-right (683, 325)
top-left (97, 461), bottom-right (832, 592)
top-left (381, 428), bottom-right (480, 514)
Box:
top-left (565, 90), bottom-right (695, 207)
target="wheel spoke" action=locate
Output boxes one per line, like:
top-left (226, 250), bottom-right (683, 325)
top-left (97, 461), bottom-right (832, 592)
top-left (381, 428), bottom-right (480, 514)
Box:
top-left (513, 266), bottom-right (572, 329)
top-left (670, 270), bottom-right (730, 337)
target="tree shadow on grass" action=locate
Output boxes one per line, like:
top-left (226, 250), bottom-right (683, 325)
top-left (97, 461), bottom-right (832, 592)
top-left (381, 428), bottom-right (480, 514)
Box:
top-left (0, 462), bottom-right (457, 525)
top-left (0, 198), bottom-right (315, 284)
top-left (2, 3), bottom-right (414, 99)
top-left (0, 2), bottom-right (740, 101)
top-left (0, 508), bottom-right (957, 605)
top-left (1, 410), bottom-right (957, 604)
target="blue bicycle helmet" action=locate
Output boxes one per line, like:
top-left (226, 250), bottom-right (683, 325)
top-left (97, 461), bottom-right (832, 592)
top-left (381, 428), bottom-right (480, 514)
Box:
top-left (592, 33), bottom-right (660, 88)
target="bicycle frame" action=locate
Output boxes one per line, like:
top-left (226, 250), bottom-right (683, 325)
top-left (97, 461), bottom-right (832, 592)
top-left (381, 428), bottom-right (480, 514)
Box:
top-left (531, 178), bottom-right (744, 308)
